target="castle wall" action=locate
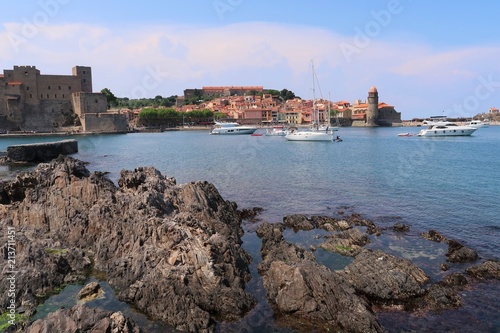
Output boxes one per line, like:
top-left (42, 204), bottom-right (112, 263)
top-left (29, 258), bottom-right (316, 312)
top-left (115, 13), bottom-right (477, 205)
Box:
top-left (21, 100), bottom-right (75, 131)
top-left (82, 113), bottom-right (128, 132)
top-left (71, 92), bottom-right (107, 117)
top-left (378, 107), bottom-right (402, 126)
top-left (37, 75), bottom-right (81, 101)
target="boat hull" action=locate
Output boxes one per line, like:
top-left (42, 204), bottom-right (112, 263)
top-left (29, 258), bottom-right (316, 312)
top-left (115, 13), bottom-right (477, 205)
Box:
top-left (285, 131), bottom-right (334, 141)
top-left (417, 127), bottom-right (477, 137)
top-left (210, 127), bottom-right (257, 135)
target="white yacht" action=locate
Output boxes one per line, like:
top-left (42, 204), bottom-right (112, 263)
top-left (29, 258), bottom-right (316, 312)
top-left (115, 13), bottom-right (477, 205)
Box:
top-left (417, 121), bottom-right (477, 137)
top-left (467, 119), bottom-right (489, 128)
top-left (285, 126), bottom-right (335, 141)
top-left (210, 122), bottom-right (258, 135)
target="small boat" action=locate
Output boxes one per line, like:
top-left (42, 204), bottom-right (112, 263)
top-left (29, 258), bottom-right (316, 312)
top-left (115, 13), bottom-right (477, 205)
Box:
top-left (398, 132), bottom-right (414, 137)
top-left (210, 122), bottom-right (258, 135)
top-left (266, 126), bottom-right (287, 136)
top-left (417, 121), bottom-right (477, 137)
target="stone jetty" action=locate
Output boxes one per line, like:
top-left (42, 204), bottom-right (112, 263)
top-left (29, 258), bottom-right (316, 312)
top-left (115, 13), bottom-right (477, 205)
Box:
top-left (6, 139), bottom-right (78, 162)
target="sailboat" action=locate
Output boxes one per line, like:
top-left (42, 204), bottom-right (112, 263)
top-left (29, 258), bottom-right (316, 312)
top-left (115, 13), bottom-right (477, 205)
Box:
top-left (285, 62), bottom-right (336, 142)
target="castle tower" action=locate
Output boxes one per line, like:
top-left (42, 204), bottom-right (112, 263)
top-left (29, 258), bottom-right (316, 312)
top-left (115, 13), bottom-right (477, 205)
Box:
top-left (366, 85), bottom-right (379, 127)
top-left (72, 66), bottom-right (92, 92)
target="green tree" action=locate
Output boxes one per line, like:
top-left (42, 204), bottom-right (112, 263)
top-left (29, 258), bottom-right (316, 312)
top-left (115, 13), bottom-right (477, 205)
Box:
top-left (280, 89), bottom-right (296, 100)
top-left (101, 88), bottom-right (117, 108)
top-left (263, 89), bottom-right (280, 96)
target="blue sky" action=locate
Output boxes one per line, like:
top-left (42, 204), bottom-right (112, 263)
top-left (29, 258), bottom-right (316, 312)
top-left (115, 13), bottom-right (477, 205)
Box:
top-left (1, 1), bottom-right (500, 119)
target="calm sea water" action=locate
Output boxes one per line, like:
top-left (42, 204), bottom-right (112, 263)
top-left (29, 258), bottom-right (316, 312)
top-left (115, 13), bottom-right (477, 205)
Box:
top-left (1, 126), bottom-right (499, 332)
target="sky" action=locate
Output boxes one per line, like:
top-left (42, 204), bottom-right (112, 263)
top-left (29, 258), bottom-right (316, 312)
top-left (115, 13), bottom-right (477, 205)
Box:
top-left (1, 0), bottom-right (500, 119)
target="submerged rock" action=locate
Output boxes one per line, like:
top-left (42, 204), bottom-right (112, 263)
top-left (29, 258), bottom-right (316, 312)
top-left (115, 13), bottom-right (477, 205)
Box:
top-left (0, 156), bottom-right (255, 333)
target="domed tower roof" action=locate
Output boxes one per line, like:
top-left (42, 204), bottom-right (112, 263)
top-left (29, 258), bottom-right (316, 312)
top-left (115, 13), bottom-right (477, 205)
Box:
top-left (369, 85), bottom-right (378, 93)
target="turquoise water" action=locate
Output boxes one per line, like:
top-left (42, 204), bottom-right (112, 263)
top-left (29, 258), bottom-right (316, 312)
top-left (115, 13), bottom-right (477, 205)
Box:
top-left (1, 126), bottom-right (499, 332)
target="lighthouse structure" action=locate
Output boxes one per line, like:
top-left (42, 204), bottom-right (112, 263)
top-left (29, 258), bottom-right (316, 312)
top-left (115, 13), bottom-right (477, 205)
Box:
top-left (366, 85), bottom-right (379, 127)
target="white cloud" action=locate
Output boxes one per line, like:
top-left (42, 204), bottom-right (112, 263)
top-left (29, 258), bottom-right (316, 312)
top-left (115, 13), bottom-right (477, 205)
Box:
top-left (1, 21), bottom-right (499, 117)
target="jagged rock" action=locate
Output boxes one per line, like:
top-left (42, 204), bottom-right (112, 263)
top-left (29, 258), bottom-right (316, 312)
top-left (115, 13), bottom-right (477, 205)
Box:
top-left (443, 273), bottom-right (468, 287)
top-left (311, 215), bottom-right (351, 231)
top-left (0, 156), bottom-right (255, 333)
top-left (446, 239), bottom-right (479, 263)
top-left (466, 260), bottom-right (500, 280)
top-left (25, 305), bottom-right (142, 333)
top-left (407, 282), bottom-right (463, 311)
top-left (339, 249), bottom-right (429, 302)
top-left (319, 227), bottom-right (371, 256)
top-left (283, 214), bottom-right (314, 231)
top-left (421, 229), bottom-right (447, 242)
top-left (393, 222), bottom-right (410, 232)
top-left (77, 281), bottom-right (104, 302)
top-left (257, 222), bottom-right (383, 333)
top-left (421, 230), bottom-right (478, 263)
top-left (238, 207), bottom-right (263, 221)
top-left (347, 215), bottom-right (381, 235)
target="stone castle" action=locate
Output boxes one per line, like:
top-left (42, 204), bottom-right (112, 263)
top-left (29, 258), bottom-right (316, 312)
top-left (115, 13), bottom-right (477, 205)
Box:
top-left (0, 65), bottom-right (127, 132)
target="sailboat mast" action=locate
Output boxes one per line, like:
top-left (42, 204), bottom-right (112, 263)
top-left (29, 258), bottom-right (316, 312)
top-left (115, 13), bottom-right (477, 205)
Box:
top-left (311, 60), bottom-right (317, 129)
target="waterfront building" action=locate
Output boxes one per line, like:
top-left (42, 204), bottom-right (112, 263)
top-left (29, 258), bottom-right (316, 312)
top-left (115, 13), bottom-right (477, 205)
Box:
top-left (351, 86), bottom-right (402, 127)
top-left (0, 65), bottom-right (127, 132)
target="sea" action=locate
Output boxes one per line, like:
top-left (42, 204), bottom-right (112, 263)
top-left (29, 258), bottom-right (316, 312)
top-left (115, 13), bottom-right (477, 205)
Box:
top-left (1, 126), bottom-right (499, 332)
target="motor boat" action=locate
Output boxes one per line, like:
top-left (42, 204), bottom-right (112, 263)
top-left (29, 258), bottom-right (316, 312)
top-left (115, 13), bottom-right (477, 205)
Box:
top-left (210, 122), bottom-right (258, 135)
top-left (417, 121), bottom-right (477, 137)
top-left (466, 119), bottom-right (489, 128)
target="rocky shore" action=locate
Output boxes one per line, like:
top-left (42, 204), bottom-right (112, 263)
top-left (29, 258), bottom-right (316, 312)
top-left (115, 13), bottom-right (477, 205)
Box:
top-left (0, 156), bottom-right (499, 332)
top-left (0, 156), bottom-right (254, 332)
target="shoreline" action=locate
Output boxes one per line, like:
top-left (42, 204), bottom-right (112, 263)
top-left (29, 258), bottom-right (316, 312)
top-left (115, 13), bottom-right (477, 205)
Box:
top-left (1, 121), bottom-right (498, 139)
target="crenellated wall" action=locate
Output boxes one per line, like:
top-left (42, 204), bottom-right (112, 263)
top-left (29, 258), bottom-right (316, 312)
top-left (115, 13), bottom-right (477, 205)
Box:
top-left (0, 65), bottom-right (104, 131)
